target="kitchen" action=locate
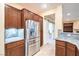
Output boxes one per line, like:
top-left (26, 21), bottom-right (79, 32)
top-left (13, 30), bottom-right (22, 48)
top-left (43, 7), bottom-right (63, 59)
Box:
top-left (0, 3), bottom-right (79, 56)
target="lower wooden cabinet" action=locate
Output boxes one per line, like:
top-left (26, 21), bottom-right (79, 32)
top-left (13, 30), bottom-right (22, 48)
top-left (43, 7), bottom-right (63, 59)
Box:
top-left (66, 42), bottom-right (76, 56)
top-left (56, 40), bottom-right (78, 56)
top-left (56, 40), bottom-right (66, 56)
top-left (56, 45), bottom-right (65, 56)
top-left (76, 49), bottom-right (79, 56)
top-left (66, 48), bottom-right (76, 56)
top-left (5, 40), bottom-right (25, 56)
top-left (16, 44), bottom-right (25, 56)
top-left (5, 46), bottom-right (17, 56)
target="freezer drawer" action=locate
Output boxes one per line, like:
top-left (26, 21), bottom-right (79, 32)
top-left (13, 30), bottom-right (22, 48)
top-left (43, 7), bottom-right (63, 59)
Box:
top-left (28, 41), bottom-right (40, 56)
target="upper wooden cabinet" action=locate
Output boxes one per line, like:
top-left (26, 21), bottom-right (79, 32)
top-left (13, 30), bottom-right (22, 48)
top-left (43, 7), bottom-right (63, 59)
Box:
top-left (66, 42), bottom-right (77, 56)
top-left (17, 10), bottom-right (21, 29)
top-left (5, 5), bottom-right (21, 29)
top-left (33, 14), bottom-right (39, 21)
top-left (63, 23), bottom-right (73, 32)
top-left (21, 9), bottom-right (33, 20)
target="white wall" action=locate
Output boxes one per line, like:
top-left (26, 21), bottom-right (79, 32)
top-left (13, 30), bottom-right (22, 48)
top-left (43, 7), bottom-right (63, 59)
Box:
top-left (43, 20), bottom-right (49, 45)
top-left (0, 4), bottom-right (5, 56)
top-left (41, 5), bottom-right (63, 45)
top-left (43, 19), bottom-right (55, 45)
top-left (55, 5), bottom-right (63, 38)
top-left (63, 3), bottom-right (79, 20)
top-left (73, 20), bottom-right (79, 33)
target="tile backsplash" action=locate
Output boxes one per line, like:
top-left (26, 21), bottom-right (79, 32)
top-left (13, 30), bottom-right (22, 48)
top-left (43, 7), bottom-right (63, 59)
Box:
top-left (5, 28), bottom-right (24, 39)
top-left (5, 28), bottom-right (18, 38)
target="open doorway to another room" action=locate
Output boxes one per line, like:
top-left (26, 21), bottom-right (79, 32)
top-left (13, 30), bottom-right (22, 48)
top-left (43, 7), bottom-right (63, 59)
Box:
top-left (44, 14), bottom-right (55, 45)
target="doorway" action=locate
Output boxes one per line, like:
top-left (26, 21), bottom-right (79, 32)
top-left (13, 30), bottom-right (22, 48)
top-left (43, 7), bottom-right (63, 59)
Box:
top-left (43, 14), bottom-right (55, 45)
top-left (34, 14), bottom-right (55, 56)
top-left (47, 21), bottom-right (55, 44)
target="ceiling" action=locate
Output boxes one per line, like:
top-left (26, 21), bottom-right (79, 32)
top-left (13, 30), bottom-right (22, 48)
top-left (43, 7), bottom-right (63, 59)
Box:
top-left (8, 3), bottom-right (60, 15)
top-left (63, 3), bottom-right (79, 20)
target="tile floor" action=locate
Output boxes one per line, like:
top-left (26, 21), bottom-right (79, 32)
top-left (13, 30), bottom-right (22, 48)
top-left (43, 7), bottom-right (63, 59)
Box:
top-left (34, 40), bottom-right (55, 56)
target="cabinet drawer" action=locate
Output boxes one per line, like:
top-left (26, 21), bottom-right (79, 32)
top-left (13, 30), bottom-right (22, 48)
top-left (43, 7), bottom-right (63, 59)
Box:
top-left (16, 40), bottom-right (24, 45)
top-left (5, 42), bottom-right (16, 48)
top-left (67, 42), bottom-right (76, 49)
top-left (56, 40), bottom-right (65, 46)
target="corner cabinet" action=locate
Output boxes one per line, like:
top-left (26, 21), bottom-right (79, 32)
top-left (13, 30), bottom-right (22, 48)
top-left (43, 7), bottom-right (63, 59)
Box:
top-left (5, 5), bottom-right (21, 29)
top-left (56, 40), bottom-right (79, 56)
top-left (5, 40), bottom-right (25, 56)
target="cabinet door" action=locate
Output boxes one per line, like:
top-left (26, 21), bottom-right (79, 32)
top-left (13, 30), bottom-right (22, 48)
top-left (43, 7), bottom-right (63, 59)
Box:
top-left (5, 47), bottom-right (18, 56)
top-left (33, 14), bottom-right (39, 21)
top-left (63, 23), bottom-right (73, 32)
top-left (66, 48), bottom-right (76, 56)
top-left (77, 49), bottom-right (79, 56)
top-left (17, 10), bottom-right (21, 28)
top-left (56, 45), bottom-right (65, 56)
top-left (24, 10), bottom-right (33, 20)
top-left (66, 42), bottom-right (76, 56)
top-left (16, 44), bottom-right (25, 56)
top-left (5, 5), bottom-right (19, 28)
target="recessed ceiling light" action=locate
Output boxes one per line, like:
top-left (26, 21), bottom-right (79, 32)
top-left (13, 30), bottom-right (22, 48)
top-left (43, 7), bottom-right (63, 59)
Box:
top-left (67, 13), bottom-right (71, 16)
top-left (41, 4), bottom-right (47, 9)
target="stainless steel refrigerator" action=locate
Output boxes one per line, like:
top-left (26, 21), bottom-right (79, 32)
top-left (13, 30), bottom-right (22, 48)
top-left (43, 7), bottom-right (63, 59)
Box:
top-left (25, 20), bottom-right (40, 56)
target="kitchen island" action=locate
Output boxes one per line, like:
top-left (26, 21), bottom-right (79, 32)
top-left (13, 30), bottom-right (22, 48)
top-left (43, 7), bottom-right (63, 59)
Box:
top-left (56, 32), bottom-right (79, 56)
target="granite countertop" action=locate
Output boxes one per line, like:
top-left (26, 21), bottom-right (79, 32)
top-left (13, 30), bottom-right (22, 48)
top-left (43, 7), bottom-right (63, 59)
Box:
top-left (57, 37), bottom-right (79, 49)
top-left (5, 37), bottom-right (24, 44)
top-left (57, 32), bottom-right (79, 49)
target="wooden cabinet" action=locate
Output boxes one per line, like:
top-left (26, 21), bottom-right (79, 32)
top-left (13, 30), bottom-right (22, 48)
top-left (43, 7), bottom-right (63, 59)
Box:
top-left (66, 42), bottom-right (76, 56)
top-left (38, 16), bottom-right (43, 47)
top-left (33, 14), bottom-right (39, 21)
top-left (77, 49), bottom-right (79, 56)
top-left (17, 10), bottom-right (21, 29)
top-left (56, 45), bottom-right (65, 56)
top-left (5, 5), bottom-right (21, 29)
top-left (5, 40), bottom-right (25, 56)
top-left (56, 40), bottom-right (66, 56)
top-left (63, 23), bottom-right (73, 32)
top-left (56, 40), bottom-right (78, 56)
top-left (23, 9), bottom-right (33, 20)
